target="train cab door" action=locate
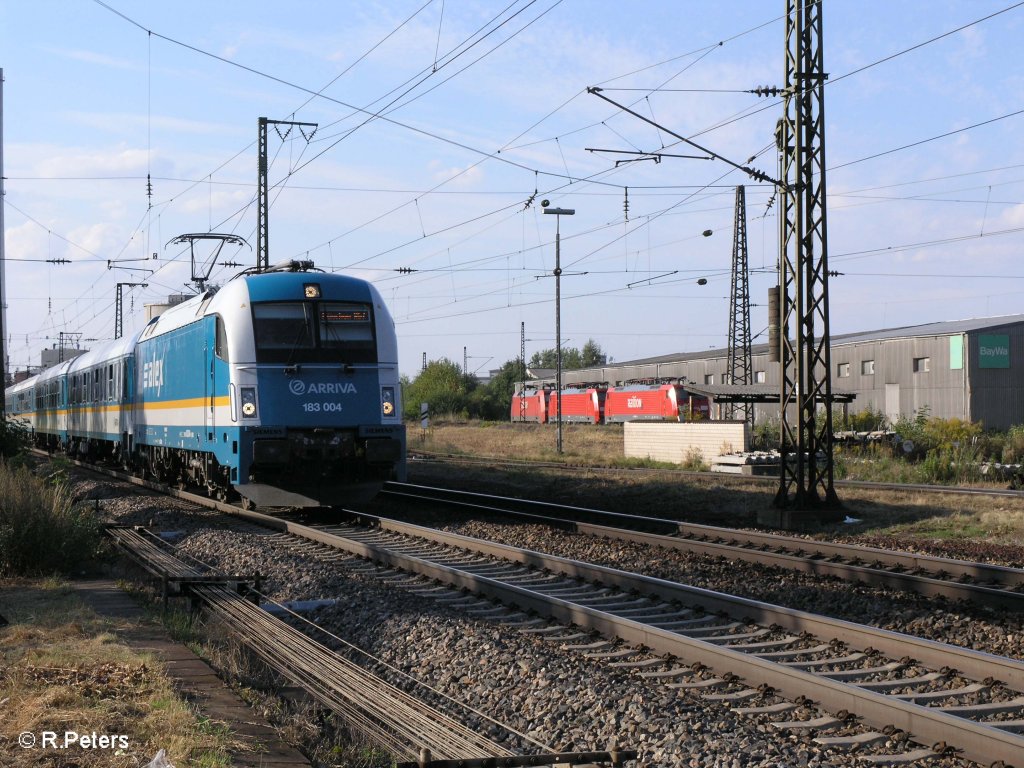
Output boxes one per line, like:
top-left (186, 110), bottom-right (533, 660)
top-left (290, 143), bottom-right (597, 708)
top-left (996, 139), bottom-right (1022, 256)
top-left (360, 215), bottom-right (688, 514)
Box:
top-left (205, 315), bottom-right (229, 444)
top-left (205, 322), bottom-right (216, 443)
top-left (118, 358), bottom-right (131, 461)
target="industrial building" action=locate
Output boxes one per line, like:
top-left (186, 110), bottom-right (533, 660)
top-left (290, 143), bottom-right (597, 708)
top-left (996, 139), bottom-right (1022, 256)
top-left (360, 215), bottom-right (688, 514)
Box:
top-left (547, 314), bottom-right (1024, 431)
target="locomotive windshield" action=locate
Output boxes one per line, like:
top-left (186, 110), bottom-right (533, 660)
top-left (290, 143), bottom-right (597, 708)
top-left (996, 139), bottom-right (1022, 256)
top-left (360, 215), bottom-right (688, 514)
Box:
top-left (252, 301), bottom-right (376, 363)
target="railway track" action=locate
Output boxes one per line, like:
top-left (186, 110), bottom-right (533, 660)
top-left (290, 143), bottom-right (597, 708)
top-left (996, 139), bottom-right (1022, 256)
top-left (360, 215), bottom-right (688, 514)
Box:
top-left (62, 456), bottom-right (1024, 764)
top-left (226, 508), bottom-right (1024, 767)
top-left (409, 450), bottom-right (1024, 500)
top-left (379, 482), bottom-right (1024, 612)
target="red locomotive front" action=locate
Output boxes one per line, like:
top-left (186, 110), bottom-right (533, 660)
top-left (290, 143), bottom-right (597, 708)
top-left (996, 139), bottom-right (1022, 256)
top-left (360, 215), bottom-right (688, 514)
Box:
top-left (551, 385), bottom-right (606, 424)
top-left (510, 387), bottom-right (549, 423)
top-left (605, 380), bottom-right (708, 423)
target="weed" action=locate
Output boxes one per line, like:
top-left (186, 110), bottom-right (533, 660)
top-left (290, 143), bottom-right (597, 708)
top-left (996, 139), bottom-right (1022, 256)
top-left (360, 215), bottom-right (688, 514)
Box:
top-left (0, 462), bottom-right (102, 577)
top-left (680, 447), bottom-right (709, 472)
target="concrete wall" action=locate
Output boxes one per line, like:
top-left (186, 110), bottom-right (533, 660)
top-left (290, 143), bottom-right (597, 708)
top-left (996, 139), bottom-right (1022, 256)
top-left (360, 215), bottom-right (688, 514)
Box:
top-left (624, 421), bottom-right (749, 464)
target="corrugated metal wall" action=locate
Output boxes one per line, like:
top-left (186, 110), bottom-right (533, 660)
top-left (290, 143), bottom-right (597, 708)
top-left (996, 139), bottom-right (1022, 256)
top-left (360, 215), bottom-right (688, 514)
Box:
top-left (968, 325), bottom-right (1024, 430)
top-left (553, 320), bottom-right (1024, 428)
top-left (831, 335), bottom-right (967, 424)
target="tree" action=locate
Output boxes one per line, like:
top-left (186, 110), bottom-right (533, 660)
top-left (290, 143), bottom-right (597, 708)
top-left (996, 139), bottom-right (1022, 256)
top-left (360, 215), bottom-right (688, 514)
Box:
top-left (483, 358), bottom-right (526, 419)
top-left (528, 338), bottom-right (604, 371)
top-left (528, 348), bottom-right (554, 369)
top-left (581, 339), bottom-right (607, 367)
top-left (402, 358), bottom-right (476, 420)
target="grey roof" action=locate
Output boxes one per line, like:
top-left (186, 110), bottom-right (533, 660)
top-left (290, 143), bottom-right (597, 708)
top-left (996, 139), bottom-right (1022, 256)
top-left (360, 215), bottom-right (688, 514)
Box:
top-left (597, 314), bottom-right (1024, 370)
top-left (831, 313), bottom-right (1024, 345)
top-left (686, 383), bottom-right (856, 403)
top-left (527, 367), bottom-right (556, 378)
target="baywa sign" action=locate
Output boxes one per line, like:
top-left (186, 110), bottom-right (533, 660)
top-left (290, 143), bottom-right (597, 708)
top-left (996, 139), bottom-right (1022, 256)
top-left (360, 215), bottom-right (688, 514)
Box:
top-left (978, 334), bottom-right (1010, 369)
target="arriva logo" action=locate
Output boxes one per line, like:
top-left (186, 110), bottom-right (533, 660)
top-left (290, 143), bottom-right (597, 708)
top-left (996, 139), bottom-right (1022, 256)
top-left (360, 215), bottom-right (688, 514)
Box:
top-left (627, 396), bottom-right (643, 408)
top-left (142, 359), bottom-right (164, 396)
top-left (289, 380), bottom-right (358, 396)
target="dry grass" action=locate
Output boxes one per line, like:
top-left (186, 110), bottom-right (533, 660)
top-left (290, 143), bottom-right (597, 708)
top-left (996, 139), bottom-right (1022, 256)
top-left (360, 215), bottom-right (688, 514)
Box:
top-left (411, 420), bottom-right (629, 464)
top-left (401, 421), bottom-right (1024, 554)
top-left (0, 460), bottom-right (102, 577)
top-left (0, 580), bottom-right (242, 767)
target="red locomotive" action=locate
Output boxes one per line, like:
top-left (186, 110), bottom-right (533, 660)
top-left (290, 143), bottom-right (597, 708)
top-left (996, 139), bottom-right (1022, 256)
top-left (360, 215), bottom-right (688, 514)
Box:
top-left (512, 380), bottom-right (707, 424)
top-left (510, 387), bottom-right (549, 422)
top-left (603, 380), bottom-right (709, 423)
top-left (550, 384), bottom-right (605, 424)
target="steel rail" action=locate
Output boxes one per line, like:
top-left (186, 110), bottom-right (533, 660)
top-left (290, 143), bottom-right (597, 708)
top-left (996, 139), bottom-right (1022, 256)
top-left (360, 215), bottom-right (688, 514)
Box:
top-left (193, 583), bottom-right (516, 762)
top-left (409, 450), bottom-right (1024, 499)
top-left (96, 476), bottom-right (636, 768)
top-left (63, 455), bottom-right (1024, 764)
top-left (102, 522), bottom-right (529, 763)
top-left (380, 483), bottom-right (1024, 610)
top-left (215, 509), bottom-right (1024, 768)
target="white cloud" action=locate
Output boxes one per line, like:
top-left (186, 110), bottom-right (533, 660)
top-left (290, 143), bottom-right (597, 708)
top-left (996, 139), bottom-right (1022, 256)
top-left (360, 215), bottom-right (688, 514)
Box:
top-left (997, 203), bottom-right (1024, 229)
top-left (44, 47), bottom-right (140, 71)
top-left (34, 145), bottom-right (149, 178)
top-left (5, 220), bottom-right (49, 262)
top-left (67, 222), bottom-right (123, 259)
top-left (63, 111), bottom-right (238, 137)
top-left (428, 161), bottom-right (485, 187)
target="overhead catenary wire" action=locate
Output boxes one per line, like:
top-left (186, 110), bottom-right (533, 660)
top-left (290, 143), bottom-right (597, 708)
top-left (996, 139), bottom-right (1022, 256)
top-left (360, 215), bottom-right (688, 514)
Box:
top-left (48, 0), bottom-right (548, 345)
top-left (10, 2), bottom-right (1024, 371)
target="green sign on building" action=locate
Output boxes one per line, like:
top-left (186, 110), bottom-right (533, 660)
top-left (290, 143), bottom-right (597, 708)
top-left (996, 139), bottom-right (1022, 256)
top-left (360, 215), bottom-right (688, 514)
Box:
top-left (978, 334), bottom-right (1010, 369)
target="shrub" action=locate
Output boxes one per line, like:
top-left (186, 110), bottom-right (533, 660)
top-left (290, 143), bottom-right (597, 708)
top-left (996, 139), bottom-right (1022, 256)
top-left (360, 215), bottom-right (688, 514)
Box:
top-left (845, 405), bottom-right (888, 432)
top-left (832, 404), bottom-right (888, 432)
top-left (920, 444), bottom-right (983, 485)
top-left (1001, 425), bottom-right (1024, 464)
top-left (680, 447), bottom-right (708, 471)
top-left (0, 461), bottom-right (102, 577)
top-left (921, 416), bottom-right (982, 451)
top-left (0, 417), bottom-right (31, 459)
top-left (750, 416), bottom-right (781, 452)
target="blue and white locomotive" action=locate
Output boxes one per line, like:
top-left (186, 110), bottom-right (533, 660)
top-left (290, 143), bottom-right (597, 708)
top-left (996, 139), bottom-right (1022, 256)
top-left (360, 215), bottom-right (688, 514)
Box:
top-left (5, 261), bottom-right (406, 507)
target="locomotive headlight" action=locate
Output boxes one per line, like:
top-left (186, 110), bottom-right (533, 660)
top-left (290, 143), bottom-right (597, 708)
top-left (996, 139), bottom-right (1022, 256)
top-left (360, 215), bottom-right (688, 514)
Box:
top-left (381, 386), bottom-right (396, 417)
top-left (240, 387), bottom-right (258, 418)
top-left (303, 283), bottom-right (321, 299)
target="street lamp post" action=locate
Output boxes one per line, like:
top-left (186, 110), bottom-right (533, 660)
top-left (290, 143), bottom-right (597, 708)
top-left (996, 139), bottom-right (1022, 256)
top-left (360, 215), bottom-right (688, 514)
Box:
top-left (543, 201), bottom-right (575, 454)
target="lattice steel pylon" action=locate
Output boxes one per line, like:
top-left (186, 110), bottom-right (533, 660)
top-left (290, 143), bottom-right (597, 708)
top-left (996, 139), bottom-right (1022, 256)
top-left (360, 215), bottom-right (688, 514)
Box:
top-left (115, 282), bottom-right (147, 340)
top-left (726, 185), bottom-right (752, 424)
top-left (257, 117), bottom-right (317, 272)
top-left (774, 0), bottom-right (840, 515)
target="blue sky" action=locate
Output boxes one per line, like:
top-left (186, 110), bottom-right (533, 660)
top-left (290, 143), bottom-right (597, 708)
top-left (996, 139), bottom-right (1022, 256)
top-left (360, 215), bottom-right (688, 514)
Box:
top-left (2, 1), bottom-right (1022, 378)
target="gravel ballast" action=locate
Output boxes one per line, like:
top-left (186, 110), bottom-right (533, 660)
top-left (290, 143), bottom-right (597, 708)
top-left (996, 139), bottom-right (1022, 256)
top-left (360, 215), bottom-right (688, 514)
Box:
top-left (76, 469), bottom-right (1014, 768)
